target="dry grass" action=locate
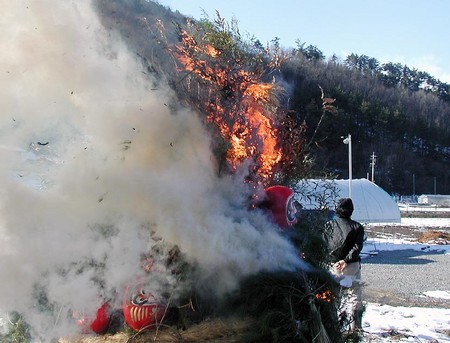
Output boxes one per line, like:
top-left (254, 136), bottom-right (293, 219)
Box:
top-left (58, 317), bottom-right (254, 343)
top-left (59, 333), bottom-right (129, 343)
top-left (417, 230), bottom-right (450, 244)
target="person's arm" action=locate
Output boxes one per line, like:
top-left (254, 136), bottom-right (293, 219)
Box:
top-left (343, 223), bottom-right (364, 263)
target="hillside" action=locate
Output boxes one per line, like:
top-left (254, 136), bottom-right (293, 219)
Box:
top-left (94, 0), bottom-right (450, 195)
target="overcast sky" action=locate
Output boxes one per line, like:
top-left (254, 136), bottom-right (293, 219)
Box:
top-left (157, 0), bottom-right (450, 83)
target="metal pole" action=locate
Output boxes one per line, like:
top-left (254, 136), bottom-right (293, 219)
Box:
top-left (349, 135), bottom-right (352, 198)
top-left (370, 152), bottom-right (376, 182)
top-left (342, 134), bottom-right (352, 198)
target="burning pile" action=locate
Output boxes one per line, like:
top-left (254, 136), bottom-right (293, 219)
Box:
top-left (0, 2), bottom-right (348, 342)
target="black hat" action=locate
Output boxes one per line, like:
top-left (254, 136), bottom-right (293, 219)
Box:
top-left (335, 198), bottom-right (354, 218)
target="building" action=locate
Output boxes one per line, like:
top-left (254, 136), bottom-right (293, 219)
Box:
top-left (418, 194), bottom-right (450, 206)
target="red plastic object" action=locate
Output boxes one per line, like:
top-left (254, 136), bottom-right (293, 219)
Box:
top-left (122, 286), bottom-right (166, 332)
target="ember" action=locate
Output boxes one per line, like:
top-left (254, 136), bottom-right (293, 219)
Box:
top-left (315, 289), bottom-right (333, 302)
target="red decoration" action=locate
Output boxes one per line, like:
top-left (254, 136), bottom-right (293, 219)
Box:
top-left (74, 302), bottom-right (110, 334)
top-left (264, 186), bottom-right (299, 229)
top-left (122, 285), bottom-right (166, 332)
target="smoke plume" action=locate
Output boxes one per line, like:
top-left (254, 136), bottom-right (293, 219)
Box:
top-left (0, 1), bottom-right (304, 340)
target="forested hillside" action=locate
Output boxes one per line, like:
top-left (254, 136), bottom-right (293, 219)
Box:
top-left (94, 0), bottom-right (450, 195)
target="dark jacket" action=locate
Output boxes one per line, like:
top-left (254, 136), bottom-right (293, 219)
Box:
top-left (327, 216), bottom-right (365, 264)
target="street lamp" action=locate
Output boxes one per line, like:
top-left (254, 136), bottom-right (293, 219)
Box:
top-left (370, 152), bottom-right (377, 183)
top-left (342, 134), bottom-right (352, 198)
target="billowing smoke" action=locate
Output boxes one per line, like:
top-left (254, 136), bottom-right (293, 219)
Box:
top-left (0, 1), bottom-right (304, 340)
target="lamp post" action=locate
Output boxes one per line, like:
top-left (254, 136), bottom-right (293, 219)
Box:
top-left (370, 152), bottom-right (376, 183)
top-left (342, 134), bottom-right (352, 198)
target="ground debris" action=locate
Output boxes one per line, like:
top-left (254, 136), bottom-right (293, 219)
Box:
top-left (417, 230), bottom-right (450, 244)
top-left (380, 328), bottom-right (414, 339)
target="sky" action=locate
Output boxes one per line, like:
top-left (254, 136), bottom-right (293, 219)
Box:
top-left (157, 0), bottom-right (450, 83)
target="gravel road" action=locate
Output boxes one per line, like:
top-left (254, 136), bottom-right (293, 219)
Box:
top-left (361, 224), bottom-right (450, 308)
top-left (361, 248), bottom-right (450, 308)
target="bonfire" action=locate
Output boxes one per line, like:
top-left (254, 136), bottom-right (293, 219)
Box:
top-left (1, 4), bottom-right (351, 343)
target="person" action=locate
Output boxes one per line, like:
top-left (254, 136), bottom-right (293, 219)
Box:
top-left (325, 198), bottom-right (365, 333)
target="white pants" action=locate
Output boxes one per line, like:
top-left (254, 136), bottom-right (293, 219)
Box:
top-left (331, 262), bottom-right (364, 330)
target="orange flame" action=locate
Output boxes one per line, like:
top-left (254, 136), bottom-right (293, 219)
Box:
top-left (174, 28), bottom-right (282, 184)
top-left (315, 289), bottom-right (333, 302)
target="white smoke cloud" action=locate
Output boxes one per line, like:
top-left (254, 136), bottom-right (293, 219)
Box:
top-left (0, 0), bottom-right (304, 340)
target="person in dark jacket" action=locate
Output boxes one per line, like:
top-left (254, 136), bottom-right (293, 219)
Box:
top-left (326, 198), bottom-right (365, 333)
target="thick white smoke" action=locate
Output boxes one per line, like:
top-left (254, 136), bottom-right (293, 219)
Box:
top-left (0, 1), bottom-right (305, 340)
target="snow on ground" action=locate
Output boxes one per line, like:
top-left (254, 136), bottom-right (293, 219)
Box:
top-left (361, 215), bottom-right (450, 342)
top-left (363, 236), bottom-right (450, 252)
top-left (423, 290), bottom-right (450, 300)
top-left (363, 304), bottom-right (450, 342)
top-left (370, 216), bottom-right (450, 228)
top-left (398, 203), bottom-right (450, 212)
top-left (401, 216), bottom-right (450, 227)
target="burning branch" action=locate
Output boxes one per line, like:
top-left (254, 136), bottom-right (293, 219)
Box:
top-left (171, 15), bottom-right (303, 186)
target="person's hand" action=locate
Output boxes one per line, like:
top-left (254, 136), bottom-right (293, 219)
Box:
top-left (334, 260), bottom-right (347, 271)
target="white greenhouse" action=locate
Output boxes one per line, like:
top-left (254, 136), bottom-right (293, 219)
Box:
top-left (296, 178), bottom-right (401, 224)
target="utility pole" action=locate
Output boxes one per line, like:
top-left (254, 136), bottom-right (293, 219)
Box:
top-left (370, 152), bottom-right (376, 183)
